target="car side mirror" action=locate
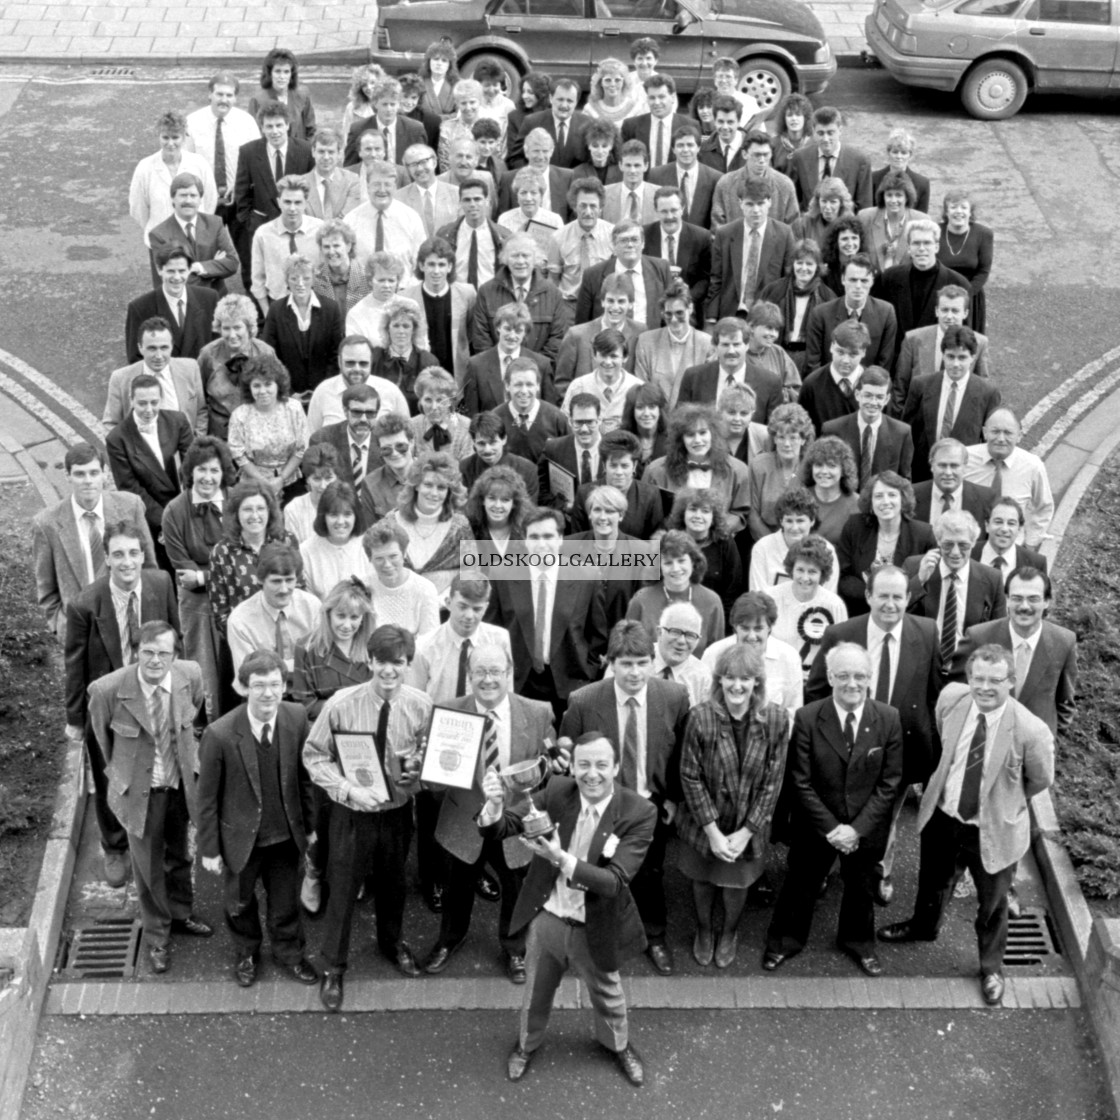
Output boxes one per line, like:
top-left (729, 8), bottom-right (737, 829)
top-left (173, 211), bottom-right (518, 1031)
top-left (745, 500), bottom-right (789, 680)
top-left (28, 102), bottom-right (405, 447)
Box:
top-left (672, 9), bottom-right (695, 32)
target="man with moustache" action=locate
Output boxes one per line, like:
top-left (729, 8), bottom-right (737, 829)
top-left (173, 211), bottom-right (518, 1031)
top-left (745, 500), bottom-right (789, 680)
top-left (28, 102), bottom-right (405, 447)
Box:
top-left (308, 384), bottom-right (384, 488)
top-left (458, 413), bottom-right (540, 501)
top-left (306, 335), bottom-right (410, 434)
top-left (148, 172), bottom-right (239, 292)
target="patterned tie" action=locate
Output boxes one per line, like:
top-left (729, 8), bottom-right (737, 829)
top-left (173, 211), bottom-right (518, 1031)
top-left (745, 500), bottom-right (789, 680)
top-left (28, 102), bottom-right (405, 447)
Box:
top-left (839, 377), bottom-right (853, 399)
top-left (940, 381), bottom-right (958, 440)
top-left (956, 714), bottom-right (987, 821)
top-left (621, 696), bottom-right (640, 789)
top-left (679, 172), bottom-right (690, 217)
top-left (467, 230), bottom-right (479, 288)
top-left (532, 574), bottom-right (548, 673)
top-left (351, 442), bottom-right (365, 480)
top-left (274, 609), bottom-right (293, 660)
top-left (148, 686), bottom-right (172, 778)
top-left (422, 190), bottom-right (435, 237)
top-left (744, 230), bottom-right (761, 304)
top-left (940, 572), bottom-right (959, 664)
top-left (213, 118), bottom-right (227, 192)
top-left (843, 711), bottom-right (856, 755)
top-left (940, 490), bottom-right (954, 514)
top-left (176, 298), bottom-right (185, 327)
top-left (456, 637), bottom-right (472, 697)
top-left (185, 220), bottom-right (196, 256)
top-left (1014, 641), bottom-right (1031, 698)
top-left (515, 285), bottom-right (526, 305)
top-left (83, 511), bottom-right (105, 578)
top-left (482, 711), bottom-right (499, 773)
top-left (274, 148), bottom-right (283, 184)
top-left (382, 128), bottom-right (392, 163)
top-left (580, 449), bottom-right (592, 485)
top-left (375, 211), bottom-right (385, 254)
top-left (860, 424), bottom-right (874, 485)
top-left (628, 192), bottom-right (639, 221)
top-left (579, 232), bottom-right (592, 274)
top-left (126, 591), bottom-right (140, 663)
top-left (666, 234), bottom-right (676, 269)
top-left (875, 632), bottom-right (891, 703)
top-left (624, 269), bottom-right (637, 317)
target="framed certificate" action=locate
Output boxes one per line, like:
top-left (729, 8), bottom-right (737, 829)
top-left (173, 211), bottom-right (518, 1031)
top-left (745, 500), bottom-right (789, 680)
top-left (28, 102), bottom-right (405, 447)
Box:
top-left (420, 705), bottom-right (487, 790)
top-left (548, 461), bottom-right (576, 506)
top-left (333, 732), bottom-right (392, 804)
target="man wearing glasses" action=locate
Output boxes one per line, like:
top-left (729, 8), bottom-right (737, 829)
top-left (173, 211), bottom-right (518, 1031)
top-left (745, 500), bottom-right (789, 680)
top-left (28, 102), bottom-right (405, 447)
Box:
top-left (880, 644), bottom-right (1054, 1006)
top-left (308, 384), bottom-right (384, 487)
top-left (651, 602), bottom-right (712, 706)
top-left (575, 220), bottom-right (671, 332)
top-left (306, 335), bottom-right (409, 434)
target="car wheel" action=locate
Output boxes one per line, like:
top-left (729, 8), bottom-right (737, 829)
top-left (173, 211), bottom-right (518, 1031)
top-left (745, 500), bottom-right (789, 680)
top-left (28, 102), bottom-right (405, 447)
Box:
top-left (737, 58), bottom-right (792, 115)
top-left (459, 52), bottom-right (523, 98)
top-left (960, 58), bottom-right (1028, 120)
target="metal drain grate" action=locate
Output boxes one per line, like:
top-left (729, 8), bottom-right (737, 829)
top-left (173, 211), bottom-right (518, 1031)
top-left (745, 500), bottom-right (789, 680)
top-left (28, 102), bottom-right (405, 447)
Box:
top-left (59, 919), bottom-right (142, 979)
top-left (1004, 908), bottom-right (1060, 967)
top-left (90, 66), bottom-right (136, 78)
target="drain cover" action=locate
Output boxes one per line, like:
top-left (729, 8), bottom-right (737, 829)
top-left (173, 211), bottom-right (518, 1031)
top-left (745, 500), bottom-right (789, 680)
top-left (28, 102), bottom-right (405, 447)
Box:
top-left (1004, 908), bottom-right (1060, 967)
top-left (59, 919), bottom-right (142, 979)
top-left (90, 66), bottom-right (136, 78)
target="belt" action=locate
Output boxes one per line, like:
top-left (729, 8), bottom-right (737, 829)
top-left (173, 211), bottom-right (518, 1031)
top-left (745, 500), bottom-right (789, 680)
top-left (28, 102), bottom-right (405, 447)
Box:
top-left (547, 911), bottom-right (585, 928)
top-left (150, 785), bottom-right (179, 793)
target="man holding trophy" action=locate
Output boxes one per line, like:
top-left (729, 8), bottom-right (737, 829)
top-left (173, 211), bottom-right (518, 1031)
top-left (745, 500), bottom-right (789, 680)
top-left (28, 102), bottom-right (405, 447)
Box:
top-left (480, 731), bottom-right (657, 1087)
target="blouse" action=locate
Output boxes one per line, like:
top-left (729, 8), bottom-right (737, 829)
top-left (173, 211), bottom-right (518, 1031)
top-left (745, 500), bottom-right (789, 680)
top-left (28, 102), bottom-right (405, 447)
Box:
top-left (291, 642), bottom-right (373, 720)
top-left (373, 509), bottom-right (474, 596)
top-left (408, 413), bottom-right (473, 460)
top-left (747, 452), bottom-right (803, 541)
top-left (198, 338), bottom-right (278, 442)
top-left (228, 398), bottom-right (310, 475)
top-left (283, 493), bottom-right (317, 543)
top-left (813, 492), bottom-right (862, 547)
top-left (299, 535), bottom-right (375, 599)
top-left (370, 347), bottom-right (440, 415)
top-left (208, 531), bottom-right (303, 634)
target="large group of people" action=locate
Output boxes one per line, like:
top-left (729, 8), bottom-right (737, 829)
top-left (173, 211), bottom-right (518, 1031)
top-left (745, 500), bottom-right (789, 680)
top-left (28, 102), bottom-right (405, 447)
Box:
top-left (33, 39), bottom-right (1077, 1088)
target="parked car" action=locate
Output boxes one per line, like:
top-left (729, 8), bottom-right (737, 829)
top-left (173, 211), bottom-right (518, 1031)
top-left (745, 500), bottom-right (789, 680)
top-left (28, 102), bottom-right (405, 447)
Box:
top-left (375, 0), bottom-right (836, 113)
top-left (866, 0), bottom-right (1120, 120)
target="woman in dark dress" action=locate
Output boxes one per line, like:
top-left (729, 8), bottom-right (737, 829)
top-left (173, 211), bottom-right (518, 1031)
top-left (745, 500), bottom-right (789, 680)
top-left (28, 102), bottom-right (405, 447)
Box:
top-left (937, 189), bottom-right (994, 334)
top-left (619, 381), bottom-right (669, 479)
top-left (665, 488), bottom-right (744, 620)
top-left (568, 119), bottom-right (624, 186)
top-left (370, 299), bottom-right (440, 416)
top-left (248, 48), bottom-right (315, 142)
top-left (759, 240), bottom-right (837, 375)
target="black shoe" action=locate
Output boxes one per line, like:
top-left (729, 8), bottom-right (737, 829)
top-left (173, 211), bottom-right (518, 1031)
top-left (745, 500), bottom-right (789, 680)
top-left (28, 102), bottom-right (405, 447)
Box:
top-left (875, 877), bottom-right (894, 906)
top-left (843, 948), bottom-right (883, 977)
top-left (981, 971), bottom-right (1005, 1006)
top-left (504, 951), bottom-right (527, 985)
top-left (507, 1043), bottom-right (534, 1081)
top-left (149, 944), bottom-right (170, 974)
top-left (424, 883), bottom-right (445, 914)
top-left (235, 954), bottom-right (257, 988)
top-left (646, 942), bottom-right (673, 975)
top-left (171, 915), bottom-right (214, 938)
top-left (321, 971), bottom-right (343, 1012)
top-left (475, 870), bottom-right (501, 903)
top-left (610, 1043), bottom-right (645, 1087)
top-left (279, 957), bottom-right (319, 985)
top-left (423, 937), bottom-right (466, 975)
top-left (390, 942), bottom-right (421, 978)
top-left (877, 920), bottom-right (937, 943)
top-left (762, 949), bottom-right (793, 971)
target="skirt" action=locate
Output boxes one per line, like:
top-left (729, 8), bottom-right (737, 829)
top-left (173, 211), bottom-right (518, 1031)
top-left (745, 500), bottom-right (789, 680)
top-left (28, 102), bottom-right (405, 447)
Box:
top-left (677, 837), bottom-right (767, 889)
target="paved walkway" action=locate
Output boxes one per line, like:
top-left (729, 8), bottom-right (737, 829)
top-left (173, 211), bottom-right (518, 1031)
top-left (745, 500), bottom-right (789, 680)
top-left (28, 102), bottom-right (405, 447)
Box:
top-left (0, 0), bottom-right (870, 67)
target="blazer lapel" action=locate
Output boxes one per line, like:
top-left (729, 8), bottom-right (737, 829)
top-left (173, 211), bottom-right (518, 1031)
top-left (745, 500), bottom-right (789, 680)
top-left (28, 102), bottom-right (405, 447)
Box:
top-left (236, 710), bottom-right (263, 805)
top-left (818, 703), bottom-right (850, 761)
top-left (120, 675), bottom-right (157, 739)
top-left (730, 226), bottom-right (743, 291)
top-left (586, 794), bottom-right (617, 864)
top-left (95, 587), bottom-right (125, 669)
top-left (982, 704), bottom-right (1014, 797)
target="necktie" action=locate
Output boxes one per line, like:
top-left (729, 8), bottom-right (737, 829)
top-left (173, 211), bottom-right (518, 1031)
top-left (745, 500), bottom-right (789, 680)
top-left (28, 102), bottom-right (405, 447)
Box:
top-left (603, 385), bottom-right (613, 404)
top-left (375, 699), bottom-right (390, 759)
top-left (148, 686), bottom-right (172, 776)
top-left (482, 711), bottom-right (499, 772)
top-left (991, 555), bottom-right (1006, 571)
top-left (176, 298), bottom-right (185, 327)
top-left (185, 220), bottom-right (196, 255)
top-left (843, 711), bottom-right (856, 755)
top-left (422, 190), bottom-right (435, 237)
top-left (83, 510), bottom-right (105, 578)
top-left (666, 234), bottom-right (676, 269)
top-left (517, 411), bottom-right (530, 429)
top-left (557, 120), bottom-right (567, 151)
top-left (940, 572), bottom-right (959, 664)
top-left (624, 269), bottom-right (636, 316)
top-left (660, 665), bottom-right (674, 680)
top-left (875, 632), bottom-right (891, 703)
top-left (287, 230), bottom-right (298, 254)
top-left (570, 805), bottom-right (596, 868)
top-left (579, 232), bottom-right (592, 274)
top-left (126, 591), bottom-right (140, 662)
top-left (839, 377), bottom-right (852, 399)
top-left (580, 448), bottom-right (592, 485)
top-left (351, 442), bottom-right (365, 479)
top-left (467, 230), bottom-right (479, 288)
top-left (621, 696), bottom-right (640, 789)
top-left (516, 285), bottom-right (526, 304)
top-left (532, 574), bottom-right (548, 672)
top-left (375, 211), bottom-right (385, 254)
top-left (274, 609), bottom-right (293, 660)
top-left (860, 424), bottom-right (874, 485)
top-left (628, 192), bottom-right (638, 221)
top-left (654, 120), bottom-right (665, 167)
top-left (957, 714), bottom-right (987, 821)
top-left (321, 178), bottom-right (333, 220)
top-left (940, 489), bottom-right (953, 514)
top-left (213, 118), bottom-right (227, 192)
top-left (940, 381), bottom-right (958, 440)
top-left (382, 127), bottom-right (392, 163)
top-left (259, 722), bottom-right (272, 753)
top-left (679, 172), bottom-right (690, 217)
top-left (823, 155), bottom-right (834, 179)
top-left (990, 460), bottom-right (1005, 498)
top-left (744, 229), bottom-right (761, 303)
top-left (456, 637), bottom-right (472, 697)
top-left (1014, 641), bottom-right (1031, 697)
top-left (274, 148), bottom-right (283, 183)
top-left (722, 145), bottom-right (731, 172)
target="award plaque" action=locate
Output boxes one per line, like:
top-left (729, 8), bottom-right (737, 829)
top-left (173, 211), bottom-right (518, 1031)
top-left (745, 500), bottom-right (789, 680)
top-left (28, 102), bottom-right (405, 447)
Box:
top-left (548, 461), bottom-right (576, 506)
top-left (419, 705), bottom-right (487, 790)
top-left (333, 732), bottom-right (391, 804)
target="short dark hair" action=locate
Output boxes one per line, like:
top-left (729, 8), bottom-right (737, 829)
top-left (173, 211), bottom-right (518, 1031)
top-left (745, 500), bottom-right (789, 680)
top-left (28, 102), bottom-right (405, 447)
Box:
top-left (155, 244), bottom-right (193, 269)
top-left (312, 481), bottom-right (363, 540)
top-left (103, 519), bottom-right (143, 553)
top-left (256, 541), bottom-right (302, 580)
top-left (369, 623), bottom-right (416, 664)
top-left (1007, 565), bottom-right (1051, 599)
top-left (237, 648), bottom-right (286, 688)
top-left (470, 412), bottom-right (506, 441)
top-left (607, 619), bottom-right (655, 662)
top-left (730, 591), bottom-right (778, 629)
top-left (941, 325), bottom-right (978, 355)
top-left (524, 506), bottom-right (565, 533)
top-left (65, 442), bottom-right (105, 473)
top-left (573, 730), bottom-right (619, 763)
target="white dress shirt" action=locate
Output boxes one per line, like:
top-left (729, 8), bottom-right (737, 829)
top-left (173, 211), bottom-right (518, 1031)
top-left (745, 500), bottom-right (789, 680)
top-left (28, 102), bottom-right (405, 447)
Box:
top-left (930, 484), bottom-right (963, 531)
top-left (936, 372), bottom-right (969, 438)
top-left (531, 568), bottom-right (558, 663)
top-left (455, 220), bottom-right (497, 287)
top-left (138, 674), bottom-right (179, 788)
top-left (866, 617), bottom-right (901, 702)
top-left (964, 445), bottom-right (1054, 549)
top-left (109, 580), bottom-right (141, 665)
top-left (71, 495), bottom-right (105, 584)
top-left (545, 791), bottom-right (613, 924)
top-left (832, 699), bottom-right (865, 743)
top-left (143, 361), bottom-right (181, 412)
top-left (938, 560), bottom-right (970, 647)
top-left (185, 105), bottom-right (261, 188)
top-left (940, 700), bottom-right (1007, 821)
top-left (613, 259), bottom-right (648, 326)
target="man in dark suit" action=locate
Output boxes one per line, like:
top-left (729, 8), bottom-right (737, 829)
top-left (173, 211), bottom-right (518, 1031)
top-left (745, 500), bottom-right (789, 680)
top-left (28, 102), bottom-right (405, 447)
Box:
top-left (879, 645), bottom-right (1054, 1005)
top-left (874, 221), bottom-right (969, 361)
top-left (125, 246), bottom-right (219, 364)
top-left (914, 437), bottom-right (997, 533)
top-left (480, 733), bottom-right (656, 1085)
top-left (104, 375), bottom-right (194, 567)
top-left (806, 566), bottom-right (942, 905)
top-left (498, 136), bottom-right (574, 220)
top-left (342, 76), bottom-right (427, 167)
top-left (796, 319), bottom-right (868, 433)
top-left (570, 431), bottom-right (663, 541)
top-left (677, 317), bottom-right (783, 424)
top-left (512, 77), bottom-right (590, 169)
top-left (704, 179), bottom-right (794, 323)
top-left (560, 622), bottom-right (689, 975)
top-left (786, 105), bottom-right (873, 212)
top-left (147, 172), bottom-right (239, 292)
top-left (485, 507), bottom-right (609, 721)
top-left (903, 511), bottom-right (1007, 665)
top-left (764, 642), bottom-right (902, 975)
top-left (805, 254), bottom-right (897, 373)
top-left (64, 522), bottom-right (179, 886)
top-left (197, 649), bottom-right (318, 988)
top-left (539, 392), bottom-right (605, 517)
top-left (422, 641), bottom-right (558, 982)
top-left (437, 204), bottom-right (511, 291)
top-left (643, 187), bottom-right (710, 310)
top-left (621, 74), bottom-right (691, 167)
top-left (459, 412), bottom-right (540, 502)
top-left (492, 357), bottom-right (571, 463)
top-left (574, 220), bottom-right (672, 331)
top-left (949, 568), bottom-right (1076, 737)
top-left (461, 321), bottom-right (554, 415)
top-left (903, 326), bottom-right (1001, 481)
top-left (308, 383), bottom-right (382, 487)
top-left (822, 366), bottom-right (913, 487)
top-left (87, 621), bottom-right (210, 973)
top-left (647, 125), bottom-right (721, 229)
top-left (972, 497), bottom-right (1048, 574)
top-left (698, 95), bottom-right (749, 175)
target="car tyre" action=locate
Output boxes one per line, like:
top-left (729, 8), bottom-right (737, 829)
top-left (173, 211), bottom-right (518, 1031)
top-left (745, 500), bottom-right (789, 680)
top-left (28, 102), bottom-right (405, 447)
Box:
top-left (737, 57), bottom-right (792, 115)
top-left (459, 51), bottom-right (523, 98)
top-left (960, 57), bottom-right (1028, 120)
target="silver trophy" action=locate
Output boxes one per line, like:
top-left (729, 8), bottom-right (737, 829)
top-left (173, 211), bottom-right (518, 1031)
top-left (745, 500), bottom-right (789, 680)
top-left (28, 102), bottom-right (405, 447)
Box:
top-left (498, 756), bottom-right (554, 839)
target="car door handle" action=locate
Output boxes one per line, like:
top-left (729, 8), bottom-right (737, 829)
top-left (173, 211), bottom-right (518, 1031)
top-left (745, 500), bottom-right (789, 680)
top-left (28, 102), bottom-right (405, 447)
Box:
top-left (501, 23), bottom-right (521, 32)
top-left (603, 26), bottom-right (621, 34)
top-left (1029, 26), bottom-right (1045, 33)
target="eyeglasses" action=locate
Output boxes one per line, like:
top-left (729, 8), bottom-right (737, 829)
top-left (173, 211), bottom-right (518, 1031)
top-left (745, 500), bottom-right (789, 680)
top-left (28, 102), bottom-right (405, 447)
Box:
top-left (971, 675), bottom-right (1009, 687)
top-left (663, 627), bottom-right (700, 643)
top-left (470, 668), bottom-right (505, 680)
top-left (940, 542), bottom-right (971, 552)
top-left (832, 672), bottom-right (870, 683)
top-left (348, 408), bottom-right (379, 418)
top-left (571, 419), bottom-right (599, 429)
top-left (380, 442), bottom-right (410, 455)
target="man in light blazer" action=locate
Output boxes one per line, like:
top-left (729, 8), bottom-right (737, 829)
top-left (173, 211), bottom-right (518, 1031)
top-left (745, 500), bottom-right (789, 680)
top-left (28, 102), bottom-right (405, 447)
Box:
top-left (880, 644), bottom-right (1054, 1005)
top-left (786, 106), bottom-right (873, 212)
top-left (949, 567), bottom-right (1076, 737)
top-left (821, 366), bottom-right (913, 487)
top-left (33, 443), bottom-right (157, 642)
top-left (422, 641), bottom-right (558, 983)
top-left (397, 144), bottom-right (461, 234)
top-left (299, 126), bottom-right (361, 220)
top-left (104, 319), bottom-right (208, 437)
top-left (633, 279), bottom-right (712, 407)
top-left (87, 620), bottom-right (210, 974)
top-left (147, 172), bottom-right (239, 292)
top-left (560, 621), bottom-right (689, 975)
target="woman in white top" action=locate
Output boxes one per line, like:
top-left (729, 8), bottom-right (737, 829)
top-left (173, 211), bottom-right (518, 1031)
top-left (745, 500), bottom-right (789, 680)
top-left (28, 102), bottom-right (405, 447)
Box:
top-left (284, 444), bottom-right (341, 543)
top-left (749, 486), bottom-right (839, 595)
top-left (362, 520), bottom-right (440, 636)
top-left (498, 169), bottom-right (563, 269)
top-left (299, 481), bottom-right (374, 599)
top-left (345, 252), bottom-right (408, 345)
top-left (584, 57), bottom-right (646, 125)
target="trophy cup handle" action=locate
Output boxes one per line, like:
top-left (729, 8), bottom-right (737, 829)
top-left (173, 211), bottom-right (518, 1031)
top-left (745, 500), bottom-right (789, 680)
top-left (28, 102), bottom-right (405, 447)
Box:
top-left (535, 754), bottom-right (550, 786)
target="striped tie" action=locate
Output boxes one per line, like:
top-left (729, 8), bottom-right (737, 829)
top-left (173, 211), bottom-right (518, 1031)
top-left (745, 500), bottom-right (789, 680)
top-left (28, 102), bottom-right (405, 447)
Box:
top-left (940, 573), bottom-right (959, 664)
top-left (482, 712), bottom-right (499, 773)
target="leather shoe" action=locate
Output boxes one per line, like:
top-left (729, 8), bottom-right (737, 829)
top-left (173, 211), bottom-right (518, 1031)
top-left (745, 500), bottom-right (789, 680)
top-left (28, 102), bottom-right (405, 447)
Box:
top-left (845, 949), bottom-right (883, 977)
top-left (424, 883), bottom-right (445, 914)
top-left (692, 929), bottom-right (714, 967)
top-left (507, 1043), bottom-right (534, 1081)
top-left (761, 949), bottom-right (791, 971)
top-left (475, 870), bottom-right (501, 902)
top-left (875, 877), bottom-right (894, 906)
top-left (391, 943), bottom-right (422, 978)
top-left (321, 971), bottom-right (343, 1012)
top-left (279, 957), bottom-right (319, 985)
top-left (610, 1044), bottom-right (645, 1087)
top-left (148, 944), bottom-right (170, 974)
top-left (103, 850), bottom-right (129, 889)
top-left (504, 951), bottom-right (527, 985)
top-left (171, 915), bottom-right (214, 938)
top-left (423, 937), bottom-right (466, 975)
top-left (877, 920), bottom-right (937, 944)
top-left (234, 955), bottom-right (257, 988)
top-left (981, 971), bottom-right (1005, 1006)
top-left (646, 942), bottom-right (673, 975)
top-left (714, 930), bottom-right (738, 969)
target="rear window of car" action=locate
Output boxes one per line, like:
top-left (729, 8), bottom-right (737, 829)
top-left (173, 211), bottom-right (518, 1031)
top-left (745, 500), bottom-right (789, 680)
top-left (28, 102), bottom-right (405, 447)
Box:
top-left (1026, 0), bottom-right (1111, 20)
top-left (498, 0), bottom-right (584, 13)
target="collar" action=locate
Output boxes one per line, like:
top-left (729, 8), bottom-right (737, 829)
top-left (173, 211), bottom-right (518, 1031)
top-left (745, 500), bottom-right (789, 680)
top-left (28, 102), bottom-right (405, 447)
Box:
top-left (287, 290), bottom-right (321, 312)
top-left (830, 365), bottom-right (862, 385)
top-left (109, 579), bottom-right (140, 609)
top-left (844, 301), bottom-right (866, 316)
top-left (833, 700), bottom-right (863, 728)
top-left (258, 595), bottom-right (289, 623)
top-left (969, 700), bottom-right (1007, 729)
top-left (613, 682), bottom-right (648, 708)
top-left (161, 286), bottom-right (186, 306)
top-left (942, 372), bottom-right (969, 392)
top-left (144, 362), bottom-right (172, 379)
top-left (475, 695), bottom-right (511, 722)
top-left (858, 415), bottom-right (881, 434)
top-left (191, 490), bottom-right (224, 508)
top-left (248, 711), bottom-right (277, 740)
top-left (579, 791), bottom-right (612, 817)
top-left (280, 219), bottom-right (310, 237)
top-left (744, 220), bottom-right (767, 239)
top-left (71, 495), bottom-right (105, 522)
top-left (174, 214), bottom-right (198, 234)
top-left (138, 673), bottom-right (173, 699)
top-left (820, 145), bottom-right (841, 163)
top-left (939, 560), bottom-right (969, 582)
top-left (348, 429), bottom-right (371, 448)
top-left (1012, 624), bottom-right (1042, 653)
top-left (867, 616), bottom-right (900, 642)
